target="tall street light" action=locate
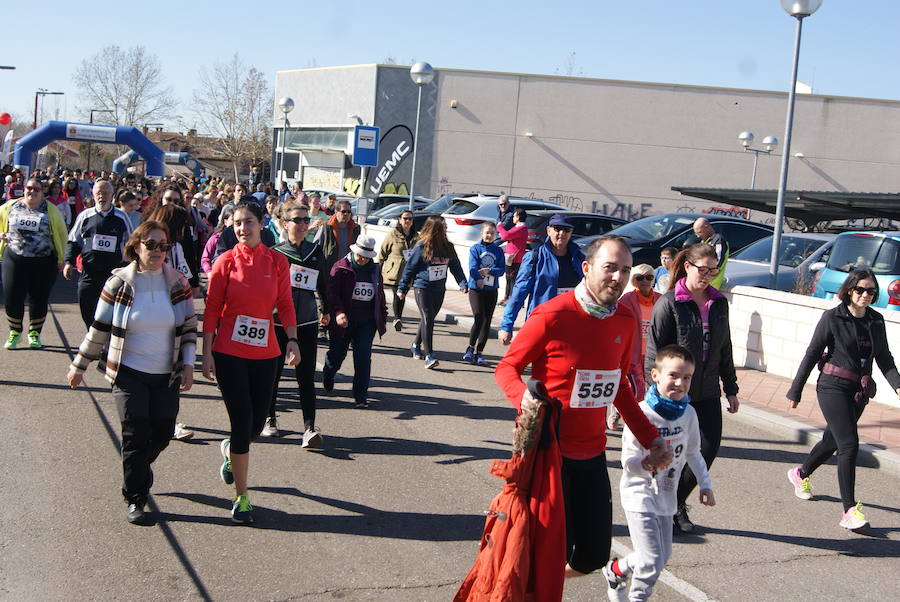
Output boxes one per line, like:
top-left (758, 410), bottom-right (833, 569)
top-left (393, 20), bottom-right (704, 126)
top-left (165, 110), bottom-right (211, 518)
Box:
top-left (33, 89), bottom-right (64, 129)
top-left (769, 0), bottom-right (823, 289)
top-left (277, 97), bottom-right (294, 187)
top-left (738, 131), bottom-right (778, 189)
top-left (86, 108), bottom-right (114, 173)
top-left (408, 62), bottom-right (434, 211)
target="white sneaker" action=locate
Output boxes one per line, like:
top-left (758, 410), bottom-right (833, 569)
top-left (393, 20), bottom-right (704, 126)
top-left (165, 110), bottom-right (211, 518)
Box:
top-left (301, 427), bottom-right (324, 449)
top-left (261, 417), bottom-right (279, 438)
top-left (839, 503), bottom-right (869, 530)
top-left (602, 559), bottom-right (629, 602)
top-left (173, 423), bottom-right (194, 441)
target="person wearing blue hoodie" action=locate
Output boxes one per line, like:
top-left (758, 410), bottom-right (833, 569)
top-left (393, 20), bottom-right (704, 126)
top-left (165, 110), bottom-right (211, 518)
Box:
top-left (463, 222), bottom-right (506, 365)
top-left (498, 213), bottom-right (585, 345)
top-left (397, 215), bottom-right (467, 369)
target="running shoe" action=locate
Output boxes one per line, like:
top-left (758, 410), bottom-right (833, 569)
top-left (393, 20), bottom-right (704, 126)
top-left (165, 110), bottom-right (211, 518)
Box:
top-left (787, 466), bottom-right (812, 500)
top-left (322, 371), bottom-right (334, 393)
top-left (220, 439), bottom-right (234, 484)
top-left (4, 330), bottom-right (21, 350)
top-left (394, 318), bottom-right (403, 332)
top-left (231, 494), bottom-right (254, 524)
top-left (462, 347), bottom-right (475, 363)
top-left (27, 330), bottom-right (43, 349)
top-left (674, 504), bottom-right (694, 533)
top-left (425, 354), bottom-right (439, 370)
top-left (173, 423), bottom-right (194, 441)
top-left (601, 559), bottom-right (628, 602)
top-left (126, 501), bottom-right (147, 525)
top-left (839, 502), bottom-right (869, 530)
top-left (475, 353), bottom-right (487, 366)
top-left (355, 401), bottom-right (369, 409)
top-left (261, 417), bottom-right (279, 437)
top-left (410, 343), bottom-right (425, 360)
top-left (301, 427), bottom-right (324, 449)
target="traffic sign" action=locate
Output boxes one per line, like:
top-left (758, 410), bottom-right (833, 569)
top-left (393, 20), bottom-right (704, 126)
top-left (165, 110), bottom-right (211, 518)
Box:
top-left (352, 125), bottom-right (380, 167)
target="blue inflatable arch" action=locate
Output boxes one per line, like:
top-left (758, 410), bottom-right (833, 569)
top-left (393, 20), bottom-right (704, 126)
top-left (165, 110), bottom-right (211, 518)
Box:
top-left (13, 121), bottom-right (165, 177)
top-left (112, 150), bottom-right (205, 177)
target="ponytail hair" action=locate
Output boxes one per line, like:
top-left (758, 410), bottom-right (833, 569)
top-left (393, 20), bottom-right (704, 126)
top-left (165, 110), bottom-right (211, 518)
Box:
top-left (668, 243), bottom-right (718, 291)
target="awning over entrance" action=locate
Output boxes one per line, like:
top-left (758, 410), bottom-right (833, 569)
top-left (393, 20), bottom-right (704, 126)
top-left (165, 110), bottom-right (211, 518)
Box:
top-left (671, 187), bottom-right (900, 225)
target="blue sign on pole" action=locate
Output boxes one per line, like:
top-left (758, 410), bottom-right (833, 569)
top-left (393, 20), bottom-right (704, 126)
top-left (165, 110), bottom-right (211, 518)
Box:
top-left (352, 125), bottom-right (380, 167)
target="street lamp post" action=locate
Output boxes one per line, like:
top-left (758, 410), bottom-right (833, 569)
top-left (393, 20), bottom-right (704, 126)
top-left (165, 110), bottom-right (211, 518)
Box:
top-left (769, 0), bottom-right (823, 289)
top-left (86, 109), bottom-right (114, 173)
top-left (277, 97), bottom-right (294, 188)
top-left (33, 89), bottom-right (64, 129)
top-left (408, 62), bottom-right (434, 211)
top-left (738, 131), bottom-right (778, 189)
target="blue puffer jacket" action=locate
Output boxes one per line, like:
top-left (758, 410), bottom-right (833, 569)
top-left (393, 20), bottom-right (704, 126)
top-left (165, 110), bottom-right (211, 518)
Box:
top-left (499, 239), bottom-right (585, 332)
top-left (397, 241), bottom-right (467, 293)
top-left (467, 241), bottom-right (505, 290)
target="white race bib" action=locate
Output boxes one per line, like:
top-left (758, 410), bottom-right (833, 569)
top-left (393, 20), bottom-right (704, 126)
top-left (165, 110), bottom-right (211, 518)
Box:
top-left (402, 249), bottom-right (413, 261)
top-left (569, 369), bottom-right (621, 408)
top-left (15, 214), bottom-right (41, 232)
top-left (92, 234), bottom-right (117, 252)
top-left (428, 264), bottom-right (448, 282)
top-left (352, 281), bottom-right (375, 301)
top-left (230, 315), bottom-right (270, 347)
top-left (290, 264), bottom-right (318, 290)
top-left (557, 287), bottom-right (575, 295)
top-left (483, 274), bottom-right (495, 287)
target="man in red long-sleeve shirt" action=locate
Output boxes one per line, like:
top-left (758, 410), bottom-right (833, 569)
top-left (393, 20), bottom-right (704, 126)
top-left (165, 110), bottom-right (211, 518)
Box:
top-left (496, 234), bottom-right (673, 594)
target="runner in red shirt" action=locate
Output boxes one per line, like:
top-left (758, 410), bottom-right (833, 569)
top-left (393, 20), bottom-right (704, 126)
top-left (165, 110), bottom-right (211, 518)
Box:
top-left (495, 234), bottom-right (673, 594)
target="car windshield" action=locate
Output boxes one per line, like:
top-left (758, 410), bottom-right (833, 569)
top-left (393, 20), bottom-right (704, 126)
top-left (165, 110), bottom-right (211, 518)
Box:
top-left (610, 215), bottom-right (696, 241)
top-left (424, 195), bottom-right (465, 214)
top-left (445, 200), bottom-right (480, 215)
top-left (733, 236), bottom-right (827, 268)
top-left (826, 234), bottom-right (900, 274)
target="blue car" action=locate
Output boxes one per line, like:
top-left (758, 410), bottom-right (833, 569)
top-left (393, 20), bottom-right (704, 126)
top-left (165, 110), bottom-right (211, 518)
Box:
top-left (811, 231), bottom-right (900, 310)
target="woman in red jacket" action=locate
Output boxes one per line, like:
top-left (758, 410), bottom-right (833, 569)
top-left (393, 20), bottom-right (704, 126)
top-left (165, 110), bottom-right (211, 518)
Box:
top-left (202, 201), bottom-right (299, 524)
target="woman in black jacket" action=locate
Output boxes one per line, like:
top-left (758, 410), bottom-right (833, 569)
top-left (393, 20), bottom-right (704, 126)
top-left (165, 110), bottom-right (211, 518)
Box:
top-left (645, 243), bottom-right (739, 533)
top-left (786, 268), bottom-right (900, 531)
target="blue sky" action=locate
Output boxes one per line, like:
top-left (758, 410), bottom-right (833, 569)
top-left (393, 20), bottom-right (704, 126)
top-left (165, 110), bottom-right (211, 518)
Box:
top-left (3, 0), bottom-right (898, 129)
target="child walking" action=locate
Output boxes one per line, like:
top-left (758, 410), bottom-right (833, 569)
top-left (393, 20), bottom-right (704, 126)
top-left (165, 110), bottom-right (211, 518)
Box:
top-left (604, 344), bottom-right (715, 601)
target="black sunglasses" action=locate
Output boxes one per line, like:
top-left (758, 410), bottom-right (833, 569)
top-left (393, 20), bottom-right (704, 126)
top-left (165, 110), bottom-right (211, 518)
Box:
top-left (143, 240), bottom-right (173, 251)
top-left (852, 286), bottom-right (877, 297)
top-left (339, 209), bottom-right (352, 214)
top-left (284, 216), bottom-right (311, 224)
top-left (551, 225), bottom-right (573, 233)
top-left (634, 274), bottom-right (654, 282)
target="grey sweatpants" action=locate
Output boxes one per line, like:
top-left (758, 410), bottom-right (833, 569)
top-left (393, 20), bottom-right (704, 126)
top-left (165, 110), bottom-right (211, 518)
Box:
top-left (620, 511), bottom-right (673, 601)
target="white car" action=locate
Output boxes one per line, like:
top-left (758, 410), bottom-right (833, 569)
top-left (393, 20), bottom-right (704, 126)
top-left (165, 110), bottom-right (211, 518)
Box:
top-left (442, 196), bottom-right (567, 245)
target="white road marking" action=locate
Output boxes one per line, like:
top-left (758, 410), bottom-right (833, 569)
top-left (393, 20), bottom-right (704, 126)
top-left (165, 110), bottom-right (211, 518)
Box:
top-left (611, 538), bottom-right (716, 601)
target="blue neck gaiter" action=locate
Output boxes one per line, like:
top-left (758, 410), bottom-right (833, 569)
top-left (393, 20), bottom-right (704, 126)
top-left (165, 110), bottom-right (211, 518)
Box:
top-left (645, 384), bottom-right (690, 421)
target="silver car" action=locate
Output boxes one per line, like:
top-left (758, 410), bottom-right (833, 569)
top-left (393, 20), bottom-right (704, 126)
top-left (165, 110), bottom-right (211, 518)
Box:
top-left (442, 196), bottom-right (567, 245)
top-left (725, 232), bottom-right (835, 292)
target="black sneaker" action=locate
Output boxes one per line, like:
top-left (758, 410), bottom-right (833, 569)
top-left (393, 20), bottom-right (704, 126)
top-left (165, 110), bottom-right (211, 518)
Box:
top-left (674, 504), bottom-right (694, 534)
top-left (394, 318), bottom-right (403, 332)
top-left (126, 502), bottom-right (147, 524)
top-left (322, 371), bottom-right (334, 393)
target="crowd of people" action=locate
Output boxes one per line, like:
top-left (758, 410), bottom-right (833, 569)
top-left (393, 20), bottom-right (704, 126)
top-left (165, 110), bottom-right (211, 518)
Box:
top-left (2, 164), bottom-right (896, 600)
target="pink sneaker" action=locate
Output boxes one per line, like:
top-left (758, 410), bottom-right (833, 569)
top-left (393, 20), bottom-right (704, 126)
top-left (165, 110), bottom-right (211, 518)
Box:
top-left (787, 466), bottom-right (812, 500)
top-left (839, 503), bottom-right (869, 530)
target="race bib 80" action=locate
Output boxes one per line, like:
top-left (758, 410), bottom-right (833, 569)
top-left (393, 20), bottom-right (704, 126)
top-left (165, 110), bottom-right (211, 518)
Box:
top-left (569, 368), bottom-right (621, 408)
top-left (92, 234), bottom-right (116, 252)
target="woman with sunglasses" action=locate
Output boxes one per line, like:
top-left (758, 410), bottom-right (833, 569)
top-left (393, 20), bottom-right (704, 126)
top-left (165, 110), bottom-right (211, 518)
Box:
top-left (645, 243), bottom-right (739, 534)
top-left (46, 179), bottom-right (71, 229)
top-left (267, 201), bottom-right (329, 446)
top-left (377, 209), bottom-right (418, 331)
top-left (203, 201), bottom-right (299, 523)
top-left (1, 177), bottom-right (68, 349)
top-left (617, 264), bottom-right (662, 400)
top-left (786, 268), bottom-right (900, 531)
top-left (66, 220), bottom-right (197, 524)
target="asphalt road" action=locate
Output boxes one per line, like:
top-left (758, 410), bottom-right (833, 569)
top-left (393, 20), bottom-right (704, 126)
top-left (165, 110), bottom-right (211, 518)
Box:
top-left (1, 279), bottom-right (898, 601)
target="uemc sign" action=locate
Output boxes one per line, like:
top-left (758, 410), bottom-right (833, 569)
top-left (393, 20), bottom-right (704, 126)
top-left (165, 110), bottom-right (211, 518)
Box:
top-left (367, 125), bottom-right (413, 195)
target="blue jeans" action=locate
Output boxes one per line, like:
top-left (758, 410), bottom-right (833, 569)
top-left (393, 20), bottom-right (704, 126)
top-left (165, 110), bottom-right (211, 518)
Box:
top-left (324, 319), bottom-right (376, 404)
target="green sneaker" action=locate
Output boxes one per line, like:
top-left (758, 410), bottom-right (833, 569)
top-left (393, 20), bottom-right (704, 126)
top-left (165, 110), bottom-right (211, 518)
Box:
top-left (231, 494), bottom-right (254, 524)
top-left (220, 439), bottom-right (234, 484)
top-left (27, 330), bottom-right (42, 349)
top-left (4, 331), bottom-right (21, 350)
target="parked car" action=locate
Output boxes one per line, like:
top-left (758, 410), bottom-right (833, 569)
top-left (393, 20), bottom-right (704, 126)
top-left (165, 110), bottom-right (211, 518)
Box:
top-left (366, 199), bottom-right (431, 225)
top-left (379, 193), bottom-right (497, 231)
top-left (811, 231), bottom-right (900, 310)
top-left (351, 194), bottom-right (432, 219)
top-left (725, 233), bottom-right (835, 291)
top-left (523, 210), bottom-right (626, 249)
top-left (576, 213), bottom-right (774, 267)
top-left (442, 196), bottom-right (566, 245)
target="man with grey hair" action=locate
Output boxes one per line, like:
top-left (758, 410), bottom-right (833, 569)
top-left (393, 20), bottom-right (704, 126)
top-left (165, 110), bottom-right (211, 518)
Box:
top-left (686, 217), bottom-right (729, 289)
top-left (496, 194), bottom-right (514, 230)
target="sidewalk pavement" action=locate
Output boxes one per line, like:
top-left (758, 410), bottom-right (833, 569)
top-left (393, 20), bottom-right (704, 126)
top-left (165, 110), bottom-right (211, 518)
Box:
top-left (426, 289), bottom-right (900, 476)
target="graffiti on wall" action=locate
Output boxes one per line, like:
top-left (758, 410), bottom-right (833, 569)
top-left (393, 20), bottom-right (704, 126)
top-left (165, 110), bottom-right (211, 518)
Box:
top-left (548, 194), bottom-right (584, 212)
top-left (593, 201), bottom-right (652, 221)
top-left (703, 205), bottom-right (751, 220)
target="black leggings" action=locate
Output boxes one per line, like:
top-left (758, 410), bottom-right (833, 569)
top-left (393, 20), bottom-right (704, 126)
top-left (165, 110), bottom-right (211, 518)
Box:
top-left (387, 284), bottom-right (406, 321)
top-left (270, 324), bottom-right (319, 430)
top-left (801, 382), bottom-right (866, 511)
top-left (677, 397), bottom-right (722, 507)
top-left (414, 287), bottom-right (445, 355)
top-left (2, 250), bottom-right (57, 334)
top-left (213, 352), bottom-right (279, 455)
top-left (468, 288), bottom-right (498, 352)
top-left (78, 273), bottom-right (106, 329)
top-left (504, 262), bottom-right (520, 300)
top-left (561, 454), bottom-right (613, 574)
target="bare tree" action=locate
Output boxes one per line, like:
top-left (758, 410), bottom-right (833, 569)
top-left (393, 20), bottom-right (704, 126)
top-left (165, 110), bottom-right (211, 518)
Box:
top-left (191, 54), bottom-right (273, 181)
top-left (72, 45), bottom-right (176, 126)
top-left (555, 51), bottom-right (584, 77)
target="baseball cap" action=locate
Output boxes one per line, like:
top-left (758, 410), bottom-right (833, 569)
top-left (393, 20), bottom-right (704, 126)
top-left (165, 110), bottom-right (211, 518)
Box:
top-left (548, 214), bottom-right (574, 229)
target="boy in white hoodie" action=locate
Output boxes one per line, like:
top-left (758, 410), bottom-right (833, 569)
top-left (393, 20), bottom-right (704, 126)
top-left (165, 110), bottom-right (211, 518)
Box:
top-left (603, 344), bottom-right (715, 601)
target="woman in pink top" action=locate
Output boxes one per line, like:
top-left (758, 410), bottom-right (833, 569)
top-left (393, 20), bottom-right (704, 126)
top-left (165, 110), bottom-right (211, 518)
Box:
top-left (497, 208), bottom-right (528, 305)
